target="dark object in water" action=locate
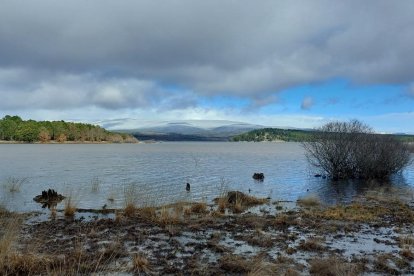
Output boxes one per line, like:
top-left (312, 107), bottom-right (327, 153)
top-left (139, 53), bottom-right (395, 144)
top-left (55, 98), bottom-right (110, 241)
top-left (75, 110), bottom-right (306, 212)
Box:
top-left (314, 174), bottom-right (322, 177)
top-left (33, 189), bottom-right (65, 209)
top-left (252, 173), bottom-right (265, 181)
top-left (186, 183), bottom-right (191, 191)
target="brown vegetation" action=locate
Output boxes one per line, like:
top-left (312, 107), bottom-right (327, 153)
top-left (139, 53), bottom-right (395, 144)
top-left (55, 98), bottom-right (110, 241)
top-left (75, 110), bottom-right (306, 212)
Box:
top-left (214, 191), bottom-right (269, 213)
top-left (309, 257), bottom-right (363, 276)
top-left (64, 196), bottom-right (76, 217)
top-left (297, 195), bottom-right (321, 208)
top-left (132, 253), bottom-right (151, 274)
top-left (1, 188), bottom-right (413, 274)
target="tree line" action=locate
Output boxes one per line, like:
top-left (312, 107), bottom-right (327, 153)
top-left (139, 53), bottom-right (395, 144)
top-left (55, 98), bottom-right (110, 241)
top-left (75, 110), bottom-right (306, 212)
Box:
top-left (232, 128), bottom-right (313, 142)
top-left (232, 127), bottom-right (414, 143)
top-left (0, 115), bottom-right (137, 143)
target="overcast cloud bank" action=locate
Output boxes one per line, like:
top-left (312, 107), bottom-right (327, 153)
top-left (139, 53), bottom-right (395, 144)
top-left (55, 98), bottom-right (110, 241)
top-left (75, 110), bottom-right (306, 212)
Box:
top-left (1, 1), bottom-right (414, 131)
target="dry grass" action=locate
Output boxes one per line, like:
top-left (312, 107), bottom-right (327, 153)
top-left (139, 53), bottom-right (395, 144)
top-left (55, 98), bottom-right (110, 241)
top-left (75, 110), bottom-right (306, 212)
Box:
top-left (400, 249), bottom-right (414, 260)
top-left (309, 257), bottom-right (363, 276)
top-left (122, 183), bottom-right (138, 217)
top-left (3, 177), bottom-right (27, 193)
top-left (303, 195), bottom-right (414, 223)
top-left (123, 203), bottom-right (136, 217)
top-left (190, 202), bottom-right (208, 214)
top-left (297, 195), bottom-right (321, 208)
top-left (272, 213), bottom-right (297, 228)
top-left (137, 206), bottom-right (157, 221)
top-left (297, 238), bottom-right (325, 252)
top-left (0, 217), bottom-right (21, 261)
top-left (132, 253), bottom-right (151, 274)
top-left (221, 255), bottom-right (299, 275)
top-left (373, 254), bottom-right (401, 274)
top-left (157, 206), bottom-right (180, 226)
top-left (398, 235), bottom-right (414, 248)
top-left (0, 215), bottom-right (48, 275)
top-left (215, 191), bottom-right (269, 213)
top-left (217, 197), bottom-right (227, 213)
top-left (219, 254), bottom-right (252, 273)
top-left (64, 196), bottom-right (77, 217)
top-left (398, 235), bottom-right (414, 260)
top-left (247, 261), bottom-right (280, 276)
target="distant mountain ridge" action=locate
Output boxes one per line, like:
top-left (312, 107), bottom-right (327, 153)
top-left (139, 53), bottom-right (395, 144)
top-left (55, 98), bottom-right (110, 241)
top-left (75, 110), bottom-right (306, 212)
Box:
top-left (95, 119), bottom-right (267, 141)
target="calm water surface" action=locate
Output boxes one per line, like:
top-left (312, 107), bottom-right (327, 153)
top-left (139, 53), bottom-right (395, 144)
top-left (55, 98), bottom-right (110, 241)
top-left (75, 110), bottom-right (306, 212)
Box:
top-left (1, 142), bottom-right (413, 212)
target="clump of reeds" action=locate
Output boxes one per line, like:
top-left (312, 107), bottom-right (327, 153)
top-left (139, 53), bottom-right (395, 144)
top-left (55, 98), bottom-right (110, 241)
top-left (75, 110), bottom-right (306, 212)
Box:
top-left (215, 191), bottom-right (269, 213)
top-left (124, 203), bottom-right (136, 217)
top-left (132, 253), bottom-right (151, 274)
top-left (3, 177), bottom-right (27, 193)
top-left (158, 206), bottom-right (179, 227)
top-left (137, 206), bottom-right (157, 221)
top-left (123, 183), bottom-right (137, 217)
top-left (64, 196), bottom-right (77, 217)
top-left (190, 202), bottom-right (207, 214)
top-left (90, 176), bottom-right (101, 193)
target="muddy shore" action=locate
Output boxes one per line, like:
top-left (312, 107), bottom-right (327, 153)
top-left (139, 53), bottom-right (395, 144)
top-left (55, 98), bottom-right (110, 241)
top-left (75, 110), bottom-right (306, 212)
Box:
top-left (1, 190), bottom-right (414, 275)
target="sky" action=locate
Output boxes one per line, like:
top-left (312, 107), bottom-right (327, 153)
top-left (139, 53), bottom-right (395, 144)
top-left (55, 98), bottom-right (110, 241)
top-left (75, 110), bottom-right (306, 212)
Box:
top-left (1, 1), bottom-right (414, 133)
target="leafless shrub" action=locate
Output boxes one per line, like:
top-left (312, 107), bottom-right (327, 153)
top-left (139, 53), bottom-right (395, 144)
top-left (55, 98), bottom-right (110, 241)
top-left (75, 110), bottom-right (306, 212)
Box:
top-left (303, 120), bottom-right (411, 180)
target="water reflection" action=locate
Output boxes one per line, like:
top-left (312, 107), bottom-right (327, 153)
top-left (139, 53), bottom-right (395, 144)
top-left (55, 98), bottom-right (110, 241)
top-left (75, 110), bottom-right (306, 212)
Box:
top-left (313, 173), bottom-right (414, 205)
top-left (33, 189), bottom-right (65, 209)
top-left (0, 143), bottom-right (413, 212)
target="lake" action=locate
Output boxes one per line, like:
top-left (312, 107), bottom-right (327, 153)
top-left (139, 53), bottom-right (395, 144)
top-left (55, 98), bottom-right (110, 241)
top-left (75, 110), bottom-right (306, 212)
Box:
top-left (1, 142), bottom-right (413, 212)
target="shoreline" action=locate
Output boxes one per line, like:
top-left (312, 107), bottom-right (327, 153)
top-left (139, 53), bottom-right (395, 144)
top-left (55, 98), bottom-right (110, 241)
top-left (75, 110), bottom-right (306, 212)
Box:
top-left (1, 190), bottom-right (413, 275)
top-left (0, 140), bottom-right (139, 144)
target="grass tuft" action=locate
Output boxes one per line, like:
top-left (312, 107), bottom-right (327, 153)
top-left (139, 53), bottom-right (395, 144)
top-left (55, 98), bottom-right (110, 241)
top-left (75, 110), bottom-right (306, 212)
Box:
top-left (309, 257), bottom-right (363, 276)
top-left (132, 253), bottom-right (151, 274)
top-left (3, 177), bottom-right (27, 193)
top-left (64, 196), bottom-right (77, 217)
top-left (215, 191), bottom-right (268, 213)
top-left (190, 202), bottom-right (207, 214)
top-left (124, 203), bottom-right (136, 217)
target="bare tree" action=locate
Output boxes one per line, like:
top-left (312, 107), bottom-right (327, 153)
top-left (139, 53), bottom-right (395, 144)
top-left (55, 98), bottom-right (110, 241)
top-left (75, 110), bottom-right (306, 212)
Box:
top-left (303, 120), bottom-right (411, 180)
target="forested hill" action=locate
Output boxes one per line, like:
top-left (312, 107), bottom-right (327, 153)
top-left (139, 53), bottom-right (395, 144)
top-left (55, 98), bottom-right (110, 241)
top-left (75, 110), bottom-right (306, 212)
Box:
top-left (232, 127), bottom-right (414, 142)
top-left (232, 128), bottom-right (313, 142)
top-left (0, 115), bottom-right (137, 143)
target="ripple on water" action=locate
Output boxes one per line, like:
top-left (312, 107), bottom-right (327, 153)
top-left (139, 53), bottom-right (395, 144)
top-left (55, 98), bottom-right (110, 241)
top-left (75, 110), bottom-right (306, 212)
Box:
top-left (0, 142), bottom-right (413, 212)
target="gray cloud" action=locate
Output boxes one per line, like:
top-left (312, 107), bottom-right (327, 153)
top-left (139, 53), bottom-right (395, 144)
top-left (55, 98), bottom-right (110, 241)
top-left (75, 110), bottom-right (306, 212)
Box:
top-left (301, 96), bottom-right (314, 110)
top-left (0, 0), bottom-right (414, 110)
top-left (407, 83), bottom-right (414, 98)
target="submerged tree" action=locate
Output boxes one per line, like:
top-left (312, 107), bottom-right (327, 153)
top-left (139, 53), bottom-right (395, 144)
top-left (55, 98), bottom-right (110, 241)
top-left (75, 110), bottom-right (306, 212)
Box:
top-left (303, 120), bottom-right (411, 180)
